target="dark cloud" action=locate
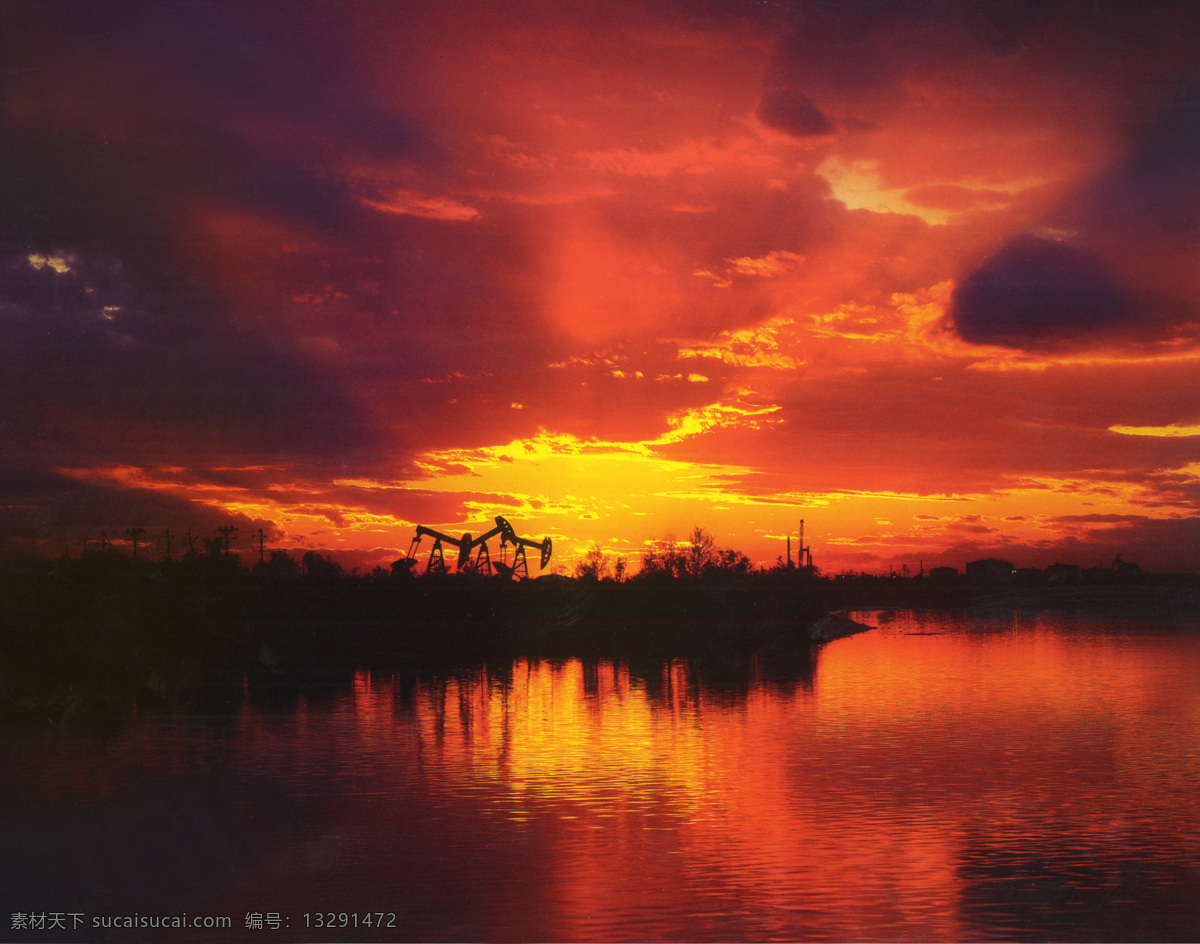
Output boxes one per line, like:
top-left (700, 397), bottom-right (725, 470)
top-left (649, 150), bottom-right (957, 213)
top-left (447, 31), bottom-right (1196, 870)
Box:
top-left (768, 0), bottom-right (1193, 96)
top-left (0, 464), bottom-right (278, 561)
top-left (1059, 77), bottom-right (1200, 239)
top-left (952, 77), bottom-right (1200, 351)
top-left (1129, 79), bottom-right (1200, 183)
top-left (0, 0), bottom-right (441, 313)
top-left (766, 0), bottom-right (1039, 102)
top-left (756, 87), bottom-right (833, 138)
top-left (0, 2), bottom-right (428, 479)
top-left (0, 248), bottom-right (370, 463)
top-left (949, 235), bottom-right (1132, 347)
top-left (47, 0), bottom-right (422, 161)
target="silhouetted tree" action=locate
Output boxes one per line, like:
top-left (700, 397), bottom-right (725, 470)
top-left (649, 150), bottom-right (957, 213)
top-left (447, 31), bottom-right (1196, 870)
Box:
top-left (640, 534), bottom-right (682, 578)
top-left (713, 546), bottom-right (753, 576)
top-left (301, 551), bottom-right (343, 579)
top-left (255, 549), bottom-right (300, 578)
top-left (682, 526), bottom-right (717, 579)
top-left (639, 527), bottom-right (751, 580)
top-left (575, 543), bottom-right (611, 580)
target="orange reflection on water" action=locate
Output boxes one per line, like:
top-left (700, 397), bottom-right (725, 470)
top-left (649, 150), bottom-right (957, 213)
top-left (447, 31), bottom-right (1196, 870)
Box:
top-left (394, 656), bottom-right (970, 940)
top-left (408, 661), bottom-right (711, 819)
top-left (374, 618), bottom-right (1200, 940)
top-left (187, 617), bottom-right (1200, 941)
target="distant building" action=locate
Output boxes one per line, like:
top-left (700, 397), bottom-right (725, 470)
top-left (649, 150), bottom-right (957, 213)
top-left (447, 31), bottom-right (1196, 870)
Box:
top-left (965, 558), bottom-right (1015, 580)
top-left (1046, 563), bottom-right (1080, 583)
top-left (930, 566), bottom-right (958, 580)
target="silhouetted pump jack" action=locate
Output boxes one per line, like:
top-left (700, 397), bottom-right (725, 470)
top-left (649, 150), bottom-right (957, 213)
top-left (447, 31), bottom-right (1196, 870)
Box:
top-left (405, 525), bottom-right (473, 575)
top-left (491, 527), bottom-right (553, 581)
top-left (400, 515), bottom-right (552, 580)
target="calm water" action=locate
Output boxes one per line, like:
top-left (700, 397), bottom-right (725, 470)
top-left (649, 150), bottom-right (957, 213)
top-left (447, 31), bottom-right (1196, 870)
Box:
top-left (4, 609), bottom-right (1200, 942)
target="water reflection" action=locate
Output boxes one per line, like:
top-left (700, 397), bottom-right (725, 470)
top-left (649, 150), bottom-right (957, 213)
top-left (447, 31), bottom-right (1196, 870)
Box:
top-left (3, 613), bottom-right (1199, 941)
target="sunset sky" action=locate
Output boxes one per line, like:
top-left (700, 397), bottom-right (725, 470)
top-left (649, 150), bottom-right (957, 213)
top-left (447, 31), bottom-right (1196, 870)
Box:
top-left (3, 0), bottom-right (1199, 574)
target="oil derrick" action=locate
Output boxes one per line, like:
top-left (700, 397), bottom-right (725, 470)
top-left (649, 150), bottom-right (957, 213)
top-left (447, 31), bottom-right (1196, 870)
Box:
top-left (797, 519), bottom-right (813, 573)
top-left (400, 515), bottom-right (552, 579)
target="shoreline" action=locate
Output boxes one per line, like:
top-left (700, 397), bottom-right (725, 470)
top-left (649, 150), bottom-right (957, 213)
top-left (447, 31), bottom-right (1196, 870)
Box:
top-left (1, 562), bottom-right (1195, 721)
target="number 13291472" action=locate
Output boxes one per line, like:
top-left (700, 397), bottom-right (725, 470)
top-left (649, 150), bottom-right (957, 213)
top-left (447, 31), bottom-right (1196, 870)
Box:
top-left (304, 912), bottom-right (397, 929)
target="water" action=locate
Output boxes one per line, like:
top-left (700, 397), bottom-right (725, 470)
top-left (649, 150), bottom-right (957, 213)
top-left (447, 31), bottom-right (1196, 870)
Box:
top-left (4, 609), bottom-right (1200, 941)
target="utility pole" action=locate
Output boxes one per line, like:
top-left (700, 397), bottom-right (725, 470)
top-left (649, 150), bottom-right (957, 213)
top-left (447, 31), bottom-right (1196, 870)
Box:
top-left (216, 526), bottom-right (238, 554)
top-left (124, 528), bottom-right (146, 561)
top-left (256, 528), bottom-right (265, 564)
top-left (164, 528), bottom-right (173, 563)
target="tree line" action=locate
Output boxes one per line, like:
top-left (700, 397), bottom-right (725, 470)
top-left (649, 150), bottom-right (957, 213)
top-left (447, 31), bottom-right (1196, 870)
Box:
top-left (576, 527), bottom-right (754, 581)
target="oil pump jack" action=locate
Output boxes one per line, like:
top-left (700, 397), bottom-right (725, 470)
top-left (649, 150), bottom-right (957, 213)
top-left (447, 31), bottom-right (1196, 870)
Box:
top-left (405, 524), bottom-right (474, 574)
top-left (464, 515), bottom-right (516, 574)
top-left (491, 528), bottom-right (553, 581)
top-left (402, 515), bottom-right (552, 579)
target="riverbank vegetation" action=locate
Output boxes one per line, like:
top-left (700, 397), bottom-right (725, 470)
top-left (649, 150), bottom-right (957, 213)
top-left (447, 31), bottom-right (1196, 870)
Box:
top-left (1, 530), bottom-right (1195, 721)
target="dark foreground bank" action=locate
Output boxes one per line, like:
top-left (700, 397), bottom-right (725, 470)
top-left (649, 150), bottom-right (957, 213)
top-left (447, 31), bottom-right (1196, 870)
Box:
top-left (1, 555), bottom-right (1194, 720)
